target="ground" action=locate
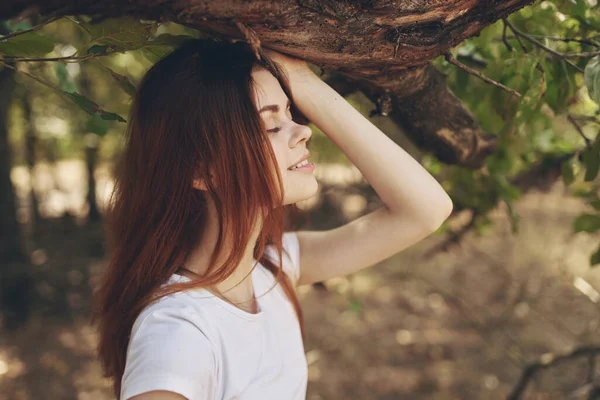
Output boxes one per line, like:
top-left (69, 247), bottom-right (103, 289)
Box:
top-left (1, 160), bottom-right (599, 399)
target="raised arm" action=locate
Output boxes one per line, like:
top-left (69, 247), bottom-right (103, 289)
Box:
top-left (269, 51), bottom-right (453, 286)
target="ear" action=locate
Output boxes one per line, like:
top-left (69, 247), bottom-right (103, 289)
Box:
top-left (192, 169), bottom-right (215, 191)
top-left (192, 178), bottom-right (209, 191)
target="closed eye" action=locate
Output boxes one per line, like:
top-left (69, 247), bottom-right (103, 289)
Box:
top-left (266, 102), bottom-right (292, 134)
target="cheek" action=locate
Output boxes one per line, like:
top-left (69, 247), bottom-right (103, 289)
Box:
top-left (268, 138), bottom-right (288, 171)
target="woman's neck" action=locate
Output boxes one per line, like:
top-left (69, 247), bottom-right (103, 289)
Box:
top-left (183, 195), bottom-right (261, 306)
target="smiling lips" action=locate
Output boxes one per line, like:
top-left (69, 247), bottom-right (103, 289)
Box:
top-left (289, 159), bottom-right (310, 170)
top-left (288, 158), bottom-right (315, 173)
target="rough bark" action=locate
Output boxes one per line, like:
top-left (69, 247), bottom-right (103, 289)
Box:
top-left (1, 0), bottom-right (535, 167)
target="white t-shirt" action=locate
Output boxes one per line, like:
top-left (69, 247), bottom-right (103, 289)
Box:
top-left (120, 232), bottom-right (307, 400)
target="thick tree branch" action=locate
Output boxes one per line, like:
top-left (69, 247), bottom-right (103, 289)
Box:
top-left (352, 65), bottom-right (499, 168)
top-left (0, 0), bottom-right (536, 168)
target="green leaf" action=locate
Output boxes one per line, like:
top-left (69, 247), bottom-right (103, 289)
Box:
top-left (77, 17), bottom-right (157, 53)
top-left (573, 213), bottom-right (600, 233)
top-left (97, 109), bottom-right (126, 122)
top-left (147, 33), bottom-right (194, 47)
top-left (0, 31), bottom-right (54, 57)
top-left (65, 92), bottom-right (126, 122)
top-left (86, 113), bottom-right (110, 136)
top-left (137, 34), bottom-right (196, 63)
top-left (104, 67), bottom-right (136, 96)
top-left (585, 56), bottom-right (600, 103)
top-left (561, 158), bottom-right (576, 186)
top-left (583, 136), bottom-right (600, 182)
top-left (86, 44), bottom-right (108, 55)
top-left (65, 91), bottom-right (99, 114)
top-left (138, 47), bottom-right (169, 63)
top-left (591, 246), bottom-right (600, 267)
top-left (504, 199), bottom-right (520, 233)
top-left (348, 299), bottom-right (362, 313)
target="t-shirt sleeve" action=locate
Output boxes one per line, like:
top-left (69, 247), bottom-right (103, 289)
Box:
top-left (282, 231), bottom-right (301, 286)
top-left (120, 306), bottom-right (218, 400)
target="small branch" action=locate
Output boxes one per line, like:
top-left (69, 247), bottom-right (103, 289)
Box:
top-left (570, 114), bottom-right (600, 125)
top-left (0, 61), bottom-right (64, 97)
top-left (526, 34), bottom-right (600, 48)
top-left (0, 61), bottom-right (95, 115)
top-left (567, 114), bottom-right (592, 147)
top-left (444, 53), bottom-right (522, 98)
top-left (0, 51), bottom-right (116, 63)
top-left (1, 16), bottom-right (60, 41)
top-left (507, 346), bottom-right (600, 400)
top-left (560, 50), bottom-right (600, 58)
top-left (504, 18), bottom-right (584, 73)
top-left (503, 19), bottom-right (528, 53)
top-left (502, 20), bottom-right (514, 52)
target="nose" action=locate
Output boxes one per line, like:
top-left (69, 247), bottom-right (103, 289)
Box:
top-left (290, 122), bottom-right (312, 147)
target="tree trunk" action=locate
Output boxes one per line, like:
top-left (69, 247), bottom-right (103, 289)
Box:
top-left (0, 0), bottom-right (535, 168)
top-left (0, 56), bottom-right (33, 330)
top-left (0, 60), bottom-right (19, 263)
top-left (79, 65), bottom-right (101, 222)
top-left (22, 86), bottom-right (41, 232)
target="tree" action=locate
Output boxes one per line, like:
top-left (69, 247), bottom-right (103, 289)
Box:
top-left (1, 0), bottom-right (539, 167)
top-left (2, 1), bottom-right (600, 396)
top-left (1, 1), bottom-right (599, 289)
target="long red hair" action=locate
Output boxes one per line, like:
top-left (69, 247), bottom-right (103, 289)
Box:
top-left (92, 38), bottom-right (309, 396)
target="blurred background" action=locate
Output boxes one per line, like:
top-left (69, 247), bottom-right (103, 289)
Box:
top-left (1, 1), bottom-right (600, 399)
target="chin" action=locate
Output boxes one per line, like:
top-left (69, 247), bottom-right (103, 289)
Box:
top-left (283, 180), bottom-right (319, 206)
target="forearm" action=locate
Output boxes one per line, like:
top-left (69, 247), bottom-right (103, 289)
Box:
top-left (291, 72), bottom-right (453, 224)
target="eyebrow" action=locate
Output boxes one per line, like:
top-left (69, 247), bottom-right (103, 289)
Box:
top-left (259, 98), bottom-right (291, 114)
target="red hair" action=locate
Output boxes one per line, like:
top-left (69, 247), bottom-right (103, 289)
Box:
top-left (92, 39), bottom-right (309, 396)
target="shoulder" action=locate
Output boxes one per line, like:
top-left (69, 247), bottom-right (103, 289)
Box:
top-left (122, 297), bottom-right (220, 400)
top-left (133, 291), bottom-right (215, 336)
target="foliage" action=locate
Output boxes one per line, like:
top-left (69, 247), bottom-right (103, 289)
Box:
top-left (1, 2), bottom-right (600, 265)
top-left (432, 0), bottom-right (600, 266)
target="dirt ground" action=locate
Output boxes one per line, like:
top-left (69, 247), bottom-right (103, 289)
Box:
top-left (1, 161), bottom-right (600, 399)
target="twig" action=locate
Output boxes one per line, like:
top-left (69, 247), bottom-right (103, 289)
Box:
top-left (567, 114), bottom-right (592, 147)
top-left (0, 61), bottom-right (64, 97)
top-left (0, 51), bottom-right (115, 63)
top-left (0, 61), bottom-right (94, 114)
top-left (444, 53), bottom-right (523, 98)
top-left (1, 16), bottom-right (60, 41)
top-left (507, 346), bottom-right (600, 400)
top-left (570, 114), bottom-right (600, 125)
top-left (526, 34), bottom-right (600, 47)
top-left (503, 19), bottom-right (528, 53)
top-left (504, 18), bottom-right (584, 73)
top-left (502, 21), bottom-right (514, 52)
top-left (560, 50), bottom-right (600, 58)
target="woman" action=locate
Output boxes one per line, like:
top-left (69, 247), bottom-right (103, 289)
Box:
top-left (94, 38), bottom-right (453, 400)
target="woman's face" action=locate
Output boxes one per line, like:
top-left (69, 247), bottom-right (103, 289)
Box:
top-left (251, 68), bottom-right (319, 206)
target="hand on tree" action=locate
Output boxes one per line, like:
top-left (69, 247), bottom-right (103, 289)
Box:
top-left (262, 48), bottom-right (315, 83)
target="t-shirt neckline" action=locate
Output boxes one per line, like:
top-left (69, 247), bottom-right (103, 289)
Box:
top-left (167, 262), bottom-right (265, 321)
